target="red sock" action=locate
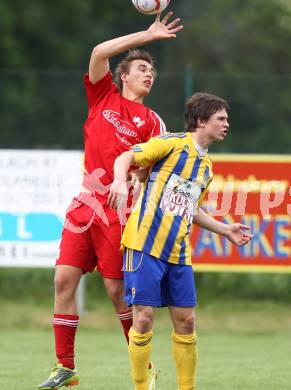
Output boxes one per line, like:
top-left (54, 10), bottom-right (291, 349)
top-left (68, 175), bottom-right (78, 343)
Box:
top-left (53, 314), bottom-right (79, 369)
top-left (117, 309), bottom-right (133, 344)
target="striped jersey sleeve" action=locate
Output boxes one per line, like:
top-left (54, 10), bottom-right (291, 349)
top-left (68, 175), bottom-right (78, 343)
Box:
top-left (132, 135), bottom-right (177, 168)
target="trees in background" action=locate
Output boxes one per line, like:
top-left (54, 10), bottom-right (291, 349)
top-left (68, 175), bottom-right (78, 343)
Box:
top-left (1, 0), bottom-right (291, 152)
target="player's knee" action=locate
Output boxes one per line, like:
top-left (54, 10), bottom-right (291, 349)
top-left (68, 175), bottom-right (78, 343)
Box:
top-left (174, 311), bottom-right (196, 334)
top-left (135, 313), bottom-right (153, 333)
top-left (54, 272), bottom-right (76, 297)
top-left (182, 311), bottom-right (196, 332)
top-left (105, 282), bottom-right (124, 306)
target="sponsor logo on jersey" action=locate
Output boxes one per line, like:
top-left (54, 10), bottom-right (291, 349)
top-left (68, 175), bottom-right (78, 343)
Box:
top-left (103, 110), bottom-right (141, 141)
top-left (160, 174), bottom-right (202, 224)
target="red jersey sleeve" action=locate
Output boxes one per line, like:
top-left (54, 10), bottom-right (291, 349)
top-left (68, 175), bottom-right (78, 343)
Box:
top-left (83, 71), bottom-right (117, 110)
top-left (143, 110), bottom-right (167, 142)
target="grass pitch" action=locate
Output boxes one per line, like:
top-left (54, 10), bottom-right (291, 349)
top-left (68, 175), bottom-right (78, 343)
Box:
top-left (1, 300), bottom-right (291, 390)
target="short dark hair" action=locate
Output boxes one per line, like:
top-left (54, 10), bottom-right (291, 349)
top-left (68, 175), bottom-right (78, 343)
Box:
top-left (185, 92), bottom-right (229, 132)
top-left (114, 49), bottom-right (156, 91)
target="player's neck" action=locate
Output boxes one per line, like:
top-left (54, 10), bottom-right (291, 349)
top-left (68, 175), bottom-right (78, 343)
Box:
top-left (191, 133), bottom-right (210, 150)
top-left (122, 89), bottom-right (144, 104)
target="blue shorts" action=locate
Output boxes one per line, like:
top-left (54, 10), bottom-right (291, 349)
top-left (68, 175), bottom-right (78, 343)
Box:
top-left (123, 248), bottom-right (196, 307)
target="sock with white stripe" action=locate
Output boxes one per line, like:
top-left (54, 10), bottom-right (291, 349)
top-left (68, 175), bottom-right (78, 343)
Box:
top-left (117, 309), bottom-right (133, 344)
top-left (53, 314), bottom-right (79, 369)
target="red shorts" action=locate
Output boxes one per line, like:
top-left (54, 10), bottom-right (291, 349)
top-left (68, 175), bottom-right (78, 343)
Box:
top-left (56, 193), bottom-right (124, 279)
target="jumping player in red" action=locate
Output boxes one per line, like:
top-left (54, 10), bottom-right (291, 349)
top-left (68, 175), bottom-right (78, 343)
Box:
top-left (38, 12), bottom-right (183, 390)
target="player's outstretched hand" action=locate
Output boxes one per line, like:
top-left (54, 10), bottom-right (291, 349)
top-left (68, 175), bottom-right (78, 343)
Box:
top-left (147, 11), bottom-right (183, 40)
top-left (108, 179), bottom-right (129, 210)
top-left (224, 223), bottom-right (254, 246)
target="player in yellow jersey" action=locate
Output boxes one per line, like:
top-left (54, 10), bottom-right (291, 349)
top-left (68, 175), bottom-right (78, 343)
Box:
top-left (108, 92), bottom-right (253, 390)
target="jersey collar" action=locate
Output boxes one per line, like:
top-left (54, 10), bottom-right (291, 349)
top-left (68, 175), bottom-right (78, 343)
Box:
top-left (193, 139), bottom-right (208, 157)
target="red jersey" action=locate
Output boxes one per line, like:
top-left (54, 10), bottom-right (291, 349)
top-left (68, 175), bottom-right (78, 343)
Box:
top-left (83, 72), bottom-right (166, 189)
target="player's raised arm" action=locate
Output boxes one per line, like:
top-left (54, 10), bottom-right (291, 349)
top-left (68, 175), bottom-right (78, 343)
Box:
top-left (89, 11), bottom-right (183, 84)
top-left (193, 208), bottom-right (254, 247)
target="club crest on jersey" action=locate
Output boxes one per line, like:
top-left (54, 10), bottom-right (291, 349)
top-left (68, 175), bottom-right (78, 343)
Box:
top-left (133, 116), bottom-right (145, 128)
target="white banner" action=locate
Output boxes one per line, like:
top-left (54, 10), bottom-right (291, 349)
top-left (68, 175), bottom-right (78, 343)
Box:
top-left (0, 150), bottom-right (82, 267)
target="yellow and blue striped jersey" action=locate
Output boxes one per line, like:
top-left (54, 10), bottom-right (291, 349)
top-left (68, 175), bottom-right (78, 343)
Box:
top-left (121, 132), bottom-right (213, 265)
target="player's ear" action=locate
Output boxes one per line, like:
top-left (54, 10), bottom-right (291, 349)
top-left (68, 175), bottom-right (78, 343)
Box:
top-left (120, 72), bottom-right (128, 83)
top-left (197, 118), bottom-right (205, 128)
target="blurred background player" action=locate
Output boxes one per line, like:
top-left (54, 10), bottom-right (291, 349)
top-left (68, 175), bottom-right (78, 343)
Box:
top-left (108, 92), bottom-right (253, 390)
top-left (38, 12), bottom-right (183, 390)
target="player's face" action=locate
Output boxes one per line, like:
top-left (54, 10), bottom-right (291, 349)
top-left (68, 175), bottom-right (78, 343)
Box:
top-left (203, 109), bottom-right (229, 142)
top-left (122, 60), bottom-right (155, 97)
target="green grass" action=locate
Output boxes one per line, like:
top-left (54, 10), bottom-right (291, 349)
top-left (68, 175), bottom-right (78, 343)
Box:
top-left (1, 328), bottom-right (291, 390)
top-left (1, 299), bottom-right (291, 389)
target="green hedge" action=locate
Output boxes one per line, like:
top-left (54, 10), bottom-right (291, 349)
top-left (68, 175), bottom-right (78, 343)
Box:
top-left (195, 272), bottom-right (291, 302)
top-left (0, 268), bottom-right (290, 305)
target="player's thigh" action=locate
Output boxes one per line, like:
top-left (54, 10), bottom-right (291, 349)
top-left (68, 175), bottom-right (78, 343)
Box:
top-left (91, 218), bottom-right (124, 279)
top-left (123, 249), bottom-right (167, 307)
top-left (161, 263), bottom-right (196, 307)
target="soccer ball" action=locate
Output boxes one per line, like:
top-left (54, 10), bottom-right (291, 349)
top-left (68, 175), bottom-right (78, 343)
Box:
top-left (132, 0), bottom-right (171, 15)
